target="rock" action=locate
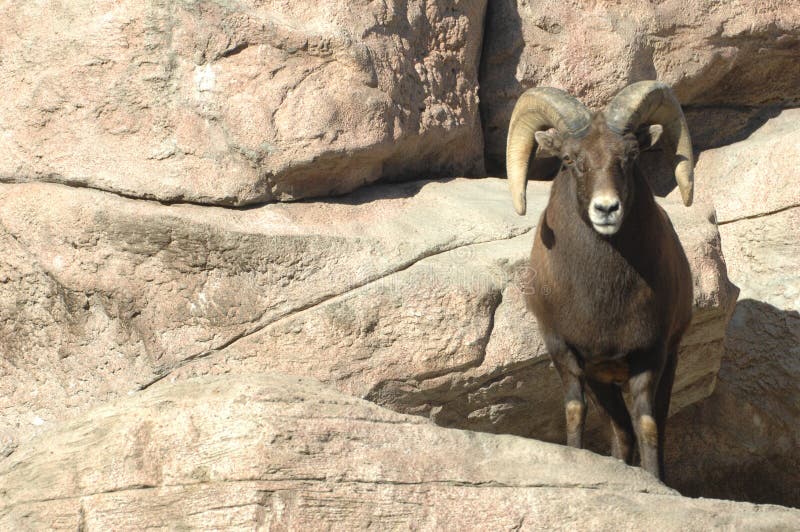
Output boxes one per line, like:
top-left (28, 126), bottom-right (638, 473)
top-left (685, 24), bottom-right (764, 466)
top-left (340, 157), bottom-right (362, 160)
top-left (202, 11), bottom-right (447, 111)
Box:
top-left (2, 373), bottom-right (799, 530)
top-left (0, 0), bottom-right (485, 205)
top-left (694, 108), bottom-right (800, 224)
top-left (668, 207), bottom-right (800, 506)
top-left (0, 178), bottom-right (737, 454)
top-left (480, 0), bottom-right (800, 169)
top-left (698, 106), bottom-right (800, 430)
top-left (665, 114), bottom-right (800, 506)
top-left (682, 105), bottom-right (786, 152)
top-left (667, 377), bottom-right (800, 507)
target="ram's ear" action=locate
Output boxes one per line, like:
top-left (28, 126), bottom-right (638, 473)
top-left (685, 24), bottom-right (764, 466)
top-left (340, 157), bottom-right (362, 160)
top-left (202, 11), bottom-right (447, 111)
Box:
top-left (534, 129), bottom-right (563, 157)
top-left (636, 124), bottom-right (663, 150)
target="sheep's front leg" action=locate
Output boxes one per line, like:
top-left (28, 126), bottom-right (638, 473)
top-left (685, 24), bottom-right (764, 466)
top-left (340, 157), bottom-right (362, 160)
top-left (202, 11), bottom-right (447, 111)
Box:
top-left (551, 348), bottom-right (586, 448)
top-left (629, 369), bottom-right (661, 478)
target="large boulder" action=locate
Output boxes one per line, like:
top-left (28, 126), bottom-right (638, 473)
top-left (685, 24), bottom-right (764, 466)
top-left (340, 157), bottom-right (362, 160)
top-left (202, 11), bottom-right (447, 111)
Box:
top-left (665, 112), bottom-right (800, 506)
top-left (0, 178), bottom-right (737, 455)
top-left (480, 0), bottom-right (800, 169)
top-left (2, 373), bottom-right (799, 530)
top-left (0, 0), bottom-right (485, 205)
top-left (667, 208), bottom-right (800, 506)
top-left (694, 108), bottom-right (800, 225)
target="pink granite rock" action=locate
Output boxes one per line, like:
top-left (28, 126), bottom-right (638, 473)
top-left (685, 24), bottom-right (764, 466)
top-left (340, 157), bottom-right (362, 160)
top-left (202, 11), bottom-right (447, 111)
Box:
top-left (2, 373), bottom-right (799, 530)
top-left (0, 0), bottom-right (486, 205)
top-left (0, 178), bottom-right (736, 456)
top-left (481, 0), bottom-right (800, 169)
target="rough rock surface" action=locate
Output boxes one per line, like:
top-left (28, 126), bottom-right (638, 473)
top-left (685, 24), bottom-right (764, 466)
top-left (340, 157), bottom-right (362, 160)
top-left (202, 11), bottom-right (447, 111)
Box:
top-left (2, 373), bottom-right (799, 530)
top-left (0, 178), bottom-right (736, 456)
top-left (0, 0), bottom-right (486, 205)
top-left (665, 112), bottom-right (800, 506)
top-left (667, 206), bottom-right (800, 506)
top-left (481, 0), bottom-right (800, 169)
top-left (694, 108), bottom-right (800, 225)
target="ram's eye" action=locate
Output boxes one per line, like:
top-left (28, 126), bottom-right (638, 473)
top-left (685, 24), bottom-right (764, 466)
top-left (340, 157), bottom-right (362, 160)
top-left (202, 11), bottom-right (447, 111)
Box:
top-left (562, 154), bottom-right (574, 165)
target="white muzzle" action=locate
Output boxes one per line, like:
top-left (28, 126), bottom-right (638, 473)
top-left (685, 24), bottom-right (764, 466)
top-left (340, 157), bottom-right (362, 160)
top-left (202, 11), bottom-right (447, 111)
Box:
top-left (589, 195), bottom-right (623, 235)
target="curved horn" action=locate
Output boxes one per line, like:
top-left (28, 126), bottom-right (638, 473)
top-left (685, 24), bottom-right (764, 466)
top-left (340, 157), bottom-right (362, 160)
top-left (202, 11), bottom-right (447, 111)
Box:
top-left (605, 81), bottom-right (694, 206)
top-left (506, 88), bottom-right (591, 215)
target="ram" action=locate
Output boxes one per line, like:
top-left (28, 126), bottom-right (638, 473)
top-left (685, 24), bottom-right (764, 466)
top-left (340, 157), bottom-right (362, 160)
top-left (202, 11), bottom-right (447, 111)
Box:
top-left (506, 81), bottom-right (694, 479)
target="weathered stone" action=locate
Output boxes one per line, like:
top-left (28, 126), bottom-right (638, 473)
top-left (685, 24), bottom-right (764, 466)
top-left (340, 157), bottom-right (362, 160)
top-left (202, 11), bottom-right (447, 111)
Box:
top-left (0, 0), bottom-right (485, 205)
top-left (694, 108), bottom-right (800, 224)
top-left (0, 178), bottom-right (736, 455)
top-left (703, 118), bottom-right (800, 432)
top-left (481, 0), bottom-right (800, 169)
top-left (664, 112), bottom-right (800, 506)
top-left (2, 373), bottom-right (799, 530)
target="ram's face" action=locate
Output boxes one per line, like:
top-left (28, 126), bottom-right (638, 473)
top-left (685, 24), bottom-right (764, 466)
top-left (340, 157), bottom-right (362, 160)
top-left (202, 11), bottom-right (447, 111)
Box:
top-left (535, 116), bottom-right (662, 236)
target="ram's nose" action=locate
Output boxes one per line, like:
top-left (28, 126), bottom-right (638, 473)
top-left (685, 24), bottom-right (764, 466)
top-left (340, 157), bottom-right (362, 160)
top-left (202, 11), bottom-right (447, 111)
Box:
top-left (588, 195), bottom-right (623, 235)
top-left (592, 197), bottom-right (620, 215)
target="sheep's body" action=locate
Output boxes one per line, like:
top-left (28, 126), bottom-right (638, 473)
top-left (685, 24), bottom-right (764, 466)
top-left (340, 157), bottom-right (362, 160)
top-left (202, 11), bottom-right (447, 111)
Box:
top-left (528, 159), bottom-right (692, 371)
top-left (527, 143), bottom-right (693, 480)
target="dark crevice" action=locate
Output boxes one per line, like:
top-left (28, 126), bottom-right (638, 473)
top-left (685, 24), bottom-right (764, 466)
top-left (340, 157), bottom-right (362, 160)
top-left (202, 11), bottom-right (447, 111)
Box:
top-left (475, 0), bottom-right (491, 177)
top-left (218, 42), bottom-right (249, 59)
top-left (477, 0), bottom-right (524, 176)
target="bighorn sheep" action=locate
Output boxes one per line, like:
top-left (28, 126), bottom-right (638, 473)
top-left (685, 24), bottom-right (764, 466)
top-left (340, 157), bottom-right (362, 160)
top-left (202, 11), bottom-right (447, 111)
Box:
top-left (507, 81), bottom-right (693, 479)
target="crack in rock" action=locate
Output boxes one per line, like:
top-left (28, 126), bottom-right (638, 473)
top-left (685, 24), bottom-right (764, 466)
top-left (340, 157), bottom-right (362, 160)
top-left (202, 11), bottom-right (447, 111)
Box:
top-left (717, 203), bottom-right (800, 225)
top-left (137, 227), bottom-right (534, 391)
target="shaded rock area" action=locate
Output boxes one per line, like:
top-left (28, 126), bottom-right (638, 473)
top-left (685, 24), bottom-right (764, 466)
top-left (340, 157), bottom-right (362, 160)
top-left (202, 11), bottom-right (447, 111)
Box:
top-left (480, 0), bottom-right (800, 170)
top-left (0, 0), bottom-right (486, 205)
top-left (2, 373), bottom-right (799, 530)
top-left (0, 178), bottom-right (736, 457)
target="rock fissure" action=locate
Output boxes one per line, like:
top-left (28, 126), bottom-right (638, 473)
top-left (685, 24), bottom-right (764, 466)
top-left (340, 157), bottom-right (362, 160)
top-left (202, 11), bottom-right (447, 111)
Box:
top-left (138, 226), bottom-right (533, 392)
top-left (717, 203), bottom-right (800, 226)
top-left (4, 477), bottom-right (670, 509)
top-left (0, 177), bottom-right (208, 208)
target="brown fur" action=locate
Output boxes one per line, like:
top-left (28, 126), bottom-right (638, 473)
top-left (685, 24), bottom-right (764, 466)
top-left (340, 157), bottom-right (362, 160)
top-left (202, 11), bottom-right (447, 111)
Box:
top-left (525, 114), bottom-right (693, 479)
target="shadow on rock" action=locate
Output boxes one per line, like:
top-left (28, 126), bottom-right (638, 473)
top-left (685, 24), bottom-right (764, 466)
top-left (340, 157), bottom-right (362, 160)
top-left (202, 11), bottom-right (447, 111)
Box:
top-left (478, 0), bottom-right (525, 175)
top-left (686, 105), bottom-right (784, 151)
top-left (644, 105), bottom-right (785, 200)
top-left (666, 298), bottom-right (800, 508)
